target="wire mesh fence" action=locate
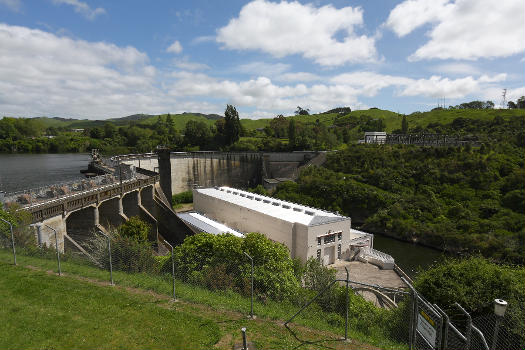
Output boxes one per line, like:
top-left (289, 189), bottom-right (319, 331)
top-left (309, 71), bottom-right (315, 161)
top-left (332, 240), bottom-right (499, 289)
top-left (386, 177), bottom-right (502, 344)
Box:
top-left (1, 220), bottom-right (523, 350)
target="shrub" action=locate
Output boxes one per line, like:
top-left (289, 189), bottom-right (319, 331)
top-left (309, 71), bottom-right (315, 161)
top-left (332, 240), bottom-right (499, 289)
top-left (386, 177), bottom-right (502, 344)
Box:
top-left (414, 257), bottom-right (525, 347)
top-left (172, 191), bottom-right (193, 205)
top-left (172, 232), bottom-right (300, 301)
top-left (118, 216), bottom-right (150, 242)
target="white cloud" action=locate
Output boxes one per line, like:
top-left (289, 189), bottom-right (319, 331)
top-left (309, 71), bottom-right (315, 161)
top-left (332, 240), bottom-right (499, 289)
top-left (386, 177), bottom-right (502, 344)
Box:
top-left (331, 71), bottom-right (507, 99)
top-left (430, 63), bottom-right (480, 75)
top-left (52, 0), bottom-right (106, 20)
top-left (386, 0), bottom-right (525, 61)
top-left (0, 23), bottom-right (166, 118)
top-left (399, 76), bottom-right (479, 98)
top-left (481, 86), bottom-right (524, 106)
top-left (192, 35), bottom-right (215, 45)
top-left (275, 72), bottom-right (321, 83)
top-left (216, 0), bottom-right (377, 66)
top-left (385, 0), bottom-right (452, 37)
top-left (0, 23), bottom-right (514, 120)
top-left (0, 0), bottom-right (21, 11)
top-left (173, 58), bottom-right (209, 71)
top-left (237, 62), bottom-right (290, 76)
top-left (166, 40), bottom-right (183, 54)
top-left (237, 62), bottom-right (321, 83)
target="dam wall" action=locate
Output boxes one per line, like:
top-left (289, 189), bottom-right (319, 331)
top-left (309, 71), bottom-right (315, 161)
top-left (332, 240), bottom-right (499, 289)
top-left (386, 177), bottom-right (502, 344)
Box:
top-left (122, 151), bottom-right (319, 196)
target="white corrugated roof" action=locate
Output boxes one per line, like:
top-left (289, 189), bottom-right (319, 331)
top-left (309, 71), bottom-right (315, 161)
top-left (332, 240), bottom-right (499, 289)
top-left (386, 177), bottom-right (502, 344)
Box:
top-left (195, 187), bottom-right (348, 226)
top-left (177, 211), bottom-right (244, 237)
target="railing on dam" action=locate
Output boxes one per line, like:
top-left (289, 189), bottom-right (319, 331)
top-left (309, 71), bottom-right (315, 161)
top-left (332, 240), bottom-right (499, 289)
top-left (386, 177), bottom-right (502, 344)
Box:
top-left (2, 174), bottom-right (159, 223)
top-left (3, 174), bottom-right (117, 208)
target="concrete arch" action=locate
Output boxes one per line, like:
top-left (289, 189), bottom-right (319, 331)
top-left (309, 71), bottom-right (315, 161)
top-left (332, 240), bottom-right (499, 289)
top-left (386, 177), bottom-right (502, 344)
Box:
top-left (65, 205), bottom-right (97, 247)
top-left (98, 196), bottom-right (124, 230)
top-left (122, 190), bottom-right (140, 219)
top-left (140, 185), bottom-right (155, 214)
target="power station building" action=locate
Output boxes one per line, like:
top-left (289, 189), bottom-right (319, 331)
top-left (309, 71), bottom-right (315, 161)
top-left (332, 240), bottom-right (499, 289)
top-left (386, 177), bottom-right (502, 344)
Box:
top-left (193, 186), bottom-right (370, 264)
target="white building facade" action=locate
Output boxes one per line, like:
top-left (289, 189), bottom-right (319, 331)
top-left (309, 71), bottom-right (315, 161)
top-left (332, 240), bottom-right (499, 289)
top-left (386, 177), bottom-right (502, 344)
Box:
top-left (193, 186), bottom-right (369, 264)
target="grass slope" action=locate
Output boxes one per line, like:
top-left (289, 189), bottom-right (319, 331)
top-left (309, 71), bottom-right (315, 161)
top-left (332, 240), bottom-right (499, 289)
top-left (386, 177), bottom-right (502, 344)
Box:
top-left (139, 113), bottom-right (216, 130)
top-left (0, 251), bottom-right (402, 350)
top-left (406, 108), bottom-right (524, 128)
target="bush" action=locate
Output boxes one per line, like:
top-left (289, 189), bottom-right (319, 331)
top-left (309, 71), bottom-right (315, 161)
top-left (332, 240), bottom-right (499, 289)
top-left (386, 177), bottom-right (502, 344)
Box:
top-left (172, 232), bottom-right (300, 301)
top-left (172, 191), bottom-right (193, 205)
top-left (87, 226), bottom-right (158, 273)
top-left (118, 216), bottom-right (150, 242)
top-left (414, 257), bottom-right (525, 347)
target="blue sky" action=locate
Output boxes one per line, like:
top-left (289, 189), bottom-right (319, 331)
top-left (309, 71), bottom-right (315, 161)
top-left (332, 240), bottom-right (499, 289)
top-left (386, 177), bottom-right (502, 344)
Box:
top-left (0, 0), bottom-right (523, 119)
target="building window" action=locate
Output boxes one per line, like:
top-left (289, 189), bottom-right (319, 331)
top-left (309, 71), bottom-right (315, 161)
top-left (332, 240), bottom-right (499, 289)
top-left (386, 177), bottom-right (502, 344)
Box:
top-left (324, 234), bottom-right (335, 244)
top-left (338, 232), bottom-right (342, 241)
top-left (337, 244), bottom-right (341, 259)
top-left (317, 249), bottom-right (321, 261)
top-left (317, 237), bottom-right (321, 246)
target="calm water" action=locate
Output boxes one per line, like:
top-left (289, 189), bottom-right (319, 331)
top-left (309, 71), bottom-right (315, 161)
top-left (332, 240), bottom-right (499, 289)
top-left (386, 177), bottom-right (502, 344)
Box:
top-left (0, 153), bottom-right (90, 193)
top-left (373, 233), bottom-right (445, 277)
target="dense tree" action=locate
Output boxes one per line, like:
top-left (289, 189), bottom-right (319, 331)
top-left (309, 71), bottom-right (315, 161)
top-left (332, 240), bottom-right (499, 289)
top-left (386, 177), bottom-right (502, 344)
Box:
top-left (295, 106), bottom-right (310, 115)
top-left (223, 104), bottom-right (241, 146)
top-left (288, 119), bottom-right (296, 149)
top-left (401, 115), bottom-right (408, 134)
top-left (517, 96), bottom-right (525, 109)
top-left (183, 120), bottom-right (211, 148)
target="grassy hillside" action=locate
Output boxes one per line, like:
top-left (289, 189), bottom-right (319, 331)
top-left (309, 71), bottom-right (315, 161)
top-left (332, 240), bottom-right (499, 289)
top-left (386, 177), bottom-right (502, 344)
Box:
top-left (0, 251), bottom-right (401, 350)
top-left (139, 113), bottom-right (216, 130)
top-left (406, 108), bottom-right (524, 128)
top-left (23, 107), bottom-right (525, 133)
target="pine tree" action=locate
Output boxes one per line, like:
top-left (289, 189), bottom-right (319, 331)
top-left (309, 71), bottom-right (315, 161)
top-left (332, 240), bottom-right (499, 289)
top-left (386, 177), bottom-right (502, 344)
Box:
top-left (224, 105), bottom-right (241, 145)
top-left (288, 119), bottom-right (296, 150)
top-left (401, 115), bottom-right (408, 134)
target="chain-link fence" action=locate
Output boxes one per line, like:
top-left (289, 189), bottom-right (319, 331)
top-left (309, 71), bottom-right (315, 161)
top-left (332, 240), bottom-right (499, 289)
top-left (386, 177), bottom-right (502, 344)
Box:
top-left (1, 219), bottom-right (523, 350)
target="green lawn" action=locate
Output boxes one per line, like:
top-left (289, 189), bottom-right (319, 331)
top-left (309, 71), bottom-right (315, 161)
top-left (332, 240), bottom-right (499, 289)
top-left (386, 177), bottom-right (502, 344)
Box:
top-left (0, 251), bottom-right (404, 349)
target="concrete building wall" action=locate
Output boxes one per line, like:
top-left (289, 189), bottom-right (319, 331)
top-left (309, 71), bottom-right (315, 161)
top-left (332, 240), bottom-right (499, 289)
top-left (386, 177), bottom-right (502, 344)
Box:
top-left (193, 190), bottom-right (295, 249)
top-left (194, 189), bottom-right (352, 264)
top-left (305, 219), bottom-right (352, 264)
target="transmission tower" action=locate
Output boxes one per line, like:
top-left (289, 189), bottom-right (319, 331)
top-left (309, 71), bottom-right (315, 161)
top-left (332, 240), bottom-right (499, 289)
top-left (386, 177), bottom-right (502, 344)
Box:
top-left (501, 89), bottom-right (507, 109)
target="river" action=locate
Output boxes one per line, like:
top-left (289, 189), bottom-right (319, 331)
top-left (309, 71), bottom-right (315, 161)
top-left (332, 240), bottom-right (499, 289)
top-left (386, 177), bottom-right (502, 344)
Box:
top-left (373, 233), bottom-right (445, 278)
top-left (0, 153), bottom-right (441, 276)
top-left (0, 153), bottom-right (90, 193)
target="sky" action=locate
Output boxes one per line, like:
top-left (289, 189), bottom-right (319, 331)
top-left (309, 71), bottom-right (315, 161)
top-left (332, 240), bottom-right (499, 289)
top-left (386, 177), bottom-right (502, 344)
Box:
top-left (0, 0), bottom-right (523, 119)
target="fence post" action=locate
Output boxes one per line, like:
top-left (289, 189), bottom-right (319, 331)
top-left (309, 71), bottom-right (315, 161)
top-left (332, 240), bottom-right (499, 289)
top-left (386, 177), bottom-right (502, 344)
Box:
top-left (244, 252), bottom-right (254, 318)
top-left (44, 224), bottom-right (60, 276)
top-left (98, 231), bottom-right (113, 285)
top-left (0, 218), bottom-right (16, 265)
top-left (163, 240), bottom-right (176, 301)
top-left (455, 303), bottom-right (471, 349)
top-left (241, 327), bottom-right (248, 350)
top-left (401, 277), bottom-right (416, 350)
top-left (344, 266), bottom-right (349, 340)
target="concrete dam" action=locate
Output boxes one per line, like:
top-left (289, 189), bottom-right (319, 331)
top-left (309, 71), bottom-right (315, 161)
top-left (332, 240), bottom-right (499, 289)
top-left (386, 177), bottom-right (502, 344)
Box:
top-left (117, 151), bottom-right (324, 199)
